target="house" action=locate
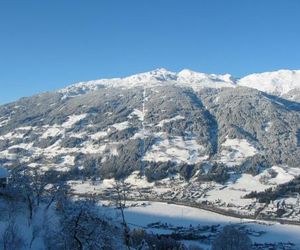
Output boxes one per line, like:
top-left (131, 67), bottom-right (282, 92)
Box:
top-left (0, 166), bottom-right (9, 188)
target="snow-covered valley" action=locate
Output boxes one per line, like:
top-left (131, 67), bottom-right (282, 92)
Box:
top-left (118, 201), bottom-right (300, 249)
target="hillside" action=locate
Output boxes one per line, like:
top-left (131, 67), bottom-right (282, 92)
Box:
top-left (0, 68), bottom-right (300, 222)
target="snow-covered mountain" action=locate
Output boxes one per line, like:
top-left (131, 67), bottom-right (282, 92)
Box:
top-left (58, 68), bottom-right (236, 98)
top-left (59, 68), bottom-right (300, 102)
top-left (1, 68), bottom-right (300, 223)
top-left (238, 69), bottom-right (300, 100)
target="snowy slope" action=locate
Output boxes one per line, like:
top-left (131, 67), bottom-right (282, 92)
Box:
top-left (58, 68), bottom-right (236, 98)
top-left (177, 69), bottom-right (235, 89)
top-left (59, 68), bottom-right (300, 101)
top-left (122, 201), bottom-right (300, 247)
top-left (238, 69), bottom-right (300, 96)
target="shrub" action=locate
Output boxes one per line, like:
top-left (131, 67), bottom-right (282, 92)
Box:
top-left (212, 225), bottom-right (252, 250)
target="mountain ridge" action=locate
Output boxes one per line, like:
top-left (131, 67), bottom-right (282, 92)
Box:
top-left (58, 68), bottom-right (300, 102)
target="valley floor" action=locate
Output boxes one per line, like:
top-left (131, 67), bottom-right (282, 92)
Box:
top-left (101, 201), bottom-right (300, 250)
top-left (69, 170), bottom-right (300, 224)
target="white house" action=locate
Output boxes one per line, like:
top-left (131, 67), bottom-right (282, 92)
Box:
top-left (0, 166), bottom-right (9, 188)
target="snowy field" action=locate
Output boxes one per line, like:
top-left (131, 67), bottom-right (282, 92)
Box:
top-left (100, 201), bottom-right (300, 249)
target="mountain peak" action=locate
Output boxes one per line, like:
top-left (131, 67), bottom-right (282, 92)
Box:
top-left (151, 67), bottom-right (171, 73)
top-left (178, 69), bottom-right (198, 76)
top-left (124, 68), bottom-right (177, 82)
top-left (238, 69), bottom-right (300, 95)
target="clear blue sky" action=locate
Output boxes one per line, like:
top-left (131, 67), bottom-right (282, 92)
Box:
top-left (1, 0), bottom-right (300, 104)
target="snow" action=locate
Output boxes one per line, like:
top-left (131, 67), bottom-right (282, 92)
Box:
top-left (131, 129), bottom-right (151, 140)
top-left (9, 143), bottom-right (33, 150)
top-left (41, 126), bottom-right (62, 139)
top-left (177, 69), bottom-right (235, 89)
top-left (39, 114), bottom-right (87, 139)
top-left (266, 166), bottom-right (300, 185)
top-left (238, 69), bottom-right (300, 96)
top-left (28, 163), bottom-right (40, 168)
top-left (38, 113), bottom-right (88, 139)
top-left (61, 155), bottom-right (75, 166)
top-left (156, 115), bottom-right (185, 127)
top-left (205, 179), bottom-right (261, 207)
top-left (124, 202), bottom-right (234, 226)
top-left (0, 126), bottom-right (34, 140)
top-left (0, 131), bottom-right (25, 140)
top-left (0, 123), bottom-right (124, 171)
top-left (111, 121), bottom-right (130, 131)
top-left (70, 172), bottom-right (154, 196)
top-left (0, 117), bottom-right (10, 128)
top-left (125, 171), bottom-right (154, 188)
top-left (69, 131), bottom-right (87, 139)
top-left (58, 68), bottom-right (300, 100)
top-left (144, 133), bottom-right (208, 164)
top-left (69, 178), bottom-right (116, 195)
top-left (204, 165), bottom-right (300, 206)
top-left (109, 144), bottom-right (119, 156)
top-left (58, 68), bottom-right (236, 98)
top-left (78, 142), bottom-right (107, 155)
top-left (104, 201), bottom-right (300, 248)
top-left (61, 113), bottom-right (87, 128)
top-left (124, 68), bottom-right (177, 85)
top-left (128, 109), bottom-right (144, 121)
top-left (218, 138), bottom-right (258, 166)
top-left (15, 126), bottom-right (32, 131)
top-left (90, 131), bottom-right (108, 140)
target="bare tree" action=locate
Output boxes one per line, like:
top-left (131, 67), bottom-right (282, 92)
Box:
top-left (8, 168), bottom-right (36, 222)
top-left (45, 181), bottom-right (69, 210)
top-left (30, 169), bottom-right (50, 206)
top-left (55, 199), bottom-right (113, 250)
top-left (111, 180), bottom-right (132, 250)
top-left (7, 168), bottom-right (68, 222)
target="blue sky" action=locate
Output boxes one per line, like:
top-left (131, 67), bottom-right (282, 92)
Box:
top-left (0, 0), bottom-right (300, 104)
